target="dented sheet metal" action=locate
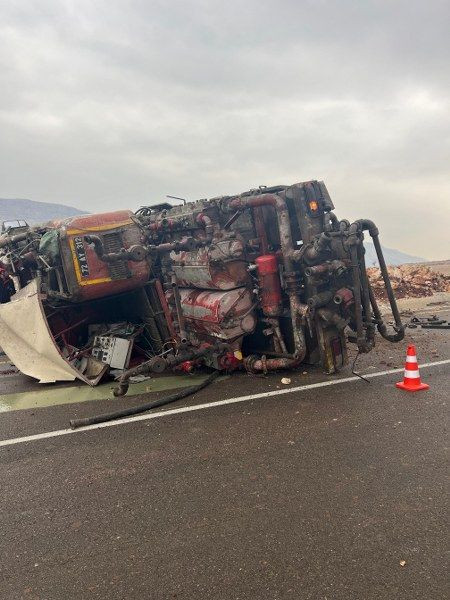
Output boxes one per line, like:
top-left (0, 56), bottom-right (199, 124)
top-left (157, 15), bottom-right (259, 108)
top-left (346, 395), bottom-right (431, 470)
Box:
top-left (0, 179), bottom-right (406, 390)
top-left (0, 280), bottom-right (80, 383)
top-left (0, 280), bottom-right (106, 385)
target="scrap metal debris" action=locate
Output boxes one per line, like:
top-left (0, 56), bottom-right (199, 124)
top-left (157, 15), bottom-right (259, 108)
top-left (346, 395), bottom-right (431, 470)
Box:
top-left (0, 180), bottom-right (406, 392)
top-left (407, 315), bottom-right (450, 330)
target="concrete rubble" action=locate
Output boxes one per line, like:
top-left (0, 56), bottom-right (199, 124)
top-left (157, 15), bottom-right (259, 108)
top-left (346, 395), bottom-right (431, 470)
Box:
top-left (367, 265), bottom-right (450, 300)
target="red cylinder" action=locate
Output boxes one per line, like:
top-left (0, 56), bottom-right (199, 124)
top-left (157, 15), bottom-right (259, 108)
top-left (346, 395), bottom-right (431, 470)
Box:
top-left (255, 254), bottom-right (283, 316)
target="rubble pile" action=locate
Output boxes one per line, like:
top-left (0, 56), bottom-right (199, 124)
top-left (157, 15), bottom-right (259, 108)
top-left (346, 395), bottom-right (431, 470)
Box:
top-left (367, 265), bottom-right (450, 300)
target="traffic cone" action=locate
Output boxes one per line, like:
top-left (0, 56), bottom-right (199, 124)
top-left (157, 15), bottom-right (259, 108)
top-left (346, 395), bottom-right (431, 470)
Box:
top-left (396, 345), bottom-right (429, 392)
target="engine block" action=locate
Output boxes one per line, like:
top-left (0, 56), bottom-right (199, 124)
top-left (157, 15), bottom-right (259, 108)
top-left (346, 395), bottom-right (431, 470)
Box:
top-left (0, 180), bottom-right (405, 388)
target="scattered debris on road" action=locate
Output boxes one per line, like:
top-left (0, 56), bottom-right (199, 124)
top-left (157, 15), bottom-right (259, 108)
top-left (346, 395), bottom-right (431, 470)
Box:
top-left (407, 315), bottom-right (450, 330)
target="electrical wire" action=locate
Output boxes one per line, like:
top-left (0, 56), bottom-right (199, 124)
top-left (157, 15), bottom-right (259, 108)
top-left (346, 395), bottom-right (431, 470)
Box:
top-left (351, 349), bottom-right (371, 383)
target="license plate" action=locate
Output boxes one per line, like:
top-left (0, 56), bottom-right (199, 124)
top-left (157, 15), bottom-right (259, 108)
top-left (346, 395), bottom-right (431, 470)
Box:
top-left (73, 236), bottom-right (90, 278)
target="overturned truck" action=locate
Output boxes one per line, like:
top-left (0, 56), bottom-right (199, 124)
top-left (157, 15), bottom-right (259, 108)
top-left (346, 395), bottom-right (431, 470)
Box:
top-left (0, 181), bottom-right (404, 394)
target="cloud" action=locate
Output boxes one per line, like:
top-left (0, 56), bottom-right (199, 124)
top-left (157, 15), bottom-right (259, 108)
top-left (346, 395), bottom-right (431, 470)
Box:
top-left (0, 0), bottom-right (449, 258)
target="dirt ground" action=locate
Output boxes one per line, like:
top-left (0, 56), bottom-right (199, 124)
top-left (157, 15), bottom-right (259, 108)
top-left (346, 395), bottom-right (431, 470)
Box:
top-left (420, 259), bottom-right (450, 277)
top-left (377, 258), bottom-right (450, 316)
top-left (379, 290), bottom-right (450, 315)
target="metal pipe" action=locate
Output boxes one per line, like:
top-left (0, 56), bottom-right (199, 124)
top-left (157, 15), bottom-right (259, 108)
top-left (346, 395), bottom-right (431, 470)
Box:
top-left (324, 211), bottom-right (339, 232)
top-left (113, 343), bottom-right (226, 396)
top-left (148, 218), bottom-right (175, 231)
top-left (230, 194), bottom-right (294, 271)
top-left (147, 237), bottom-right (197, 254)
top-left (304, 259), bottom-right (347, 278)
top-left (195, 213), bottom-right (214, 243)
top-left (248, 350), bottom-right (298, 359)
top-left (171, 273), bottom-right (187, 342)
top-left (154, 279), bottom-right (177, 341)
top-left (86, 234), bottom-right (196, 263)
top-left (307, 291), bottom-right (333, 309)
top-left (0, 231), bottom-right (29, 248)
top-left (349, 243), bottom-right (371, 352)
top-left (268, 318), bottom-right (288, 354)
top-left (302, 232), bottom-right (331, 264)
top-left (244, 354), bottom-right (302, 373)
top-left (229, 193), bottom-right (307, 363)
top-left (253, 206), bottom-right (269, 254)
top-left (333, 287), bottom-right (354, 307)
top-left (356, 242), bottom-right (376, 346)
top-left (84, 235), bottom-right (147, 263)
top-left (368, 283), bottom-right (405, 343)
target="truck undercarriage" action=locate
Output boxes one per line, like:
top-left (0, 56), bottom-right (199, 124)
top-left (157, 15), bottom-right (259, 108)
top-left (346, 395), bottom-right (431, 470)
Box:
top-left (0, 180), bottom-right (404, 395)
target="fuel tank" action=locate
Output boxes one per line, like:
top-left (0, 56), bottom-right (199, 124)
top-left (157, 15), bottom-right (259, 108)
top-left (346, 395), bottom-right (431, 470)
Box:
top-left (58, 211), bottom-right (150, 302)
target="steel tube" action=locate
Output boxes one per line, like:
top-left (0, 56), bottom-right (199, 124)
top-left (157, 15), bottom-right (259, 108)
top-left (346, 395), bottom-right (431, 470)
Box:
top-left (229, 193), bottom-right (307, 362)
top-left (154, 279), bottom-right (177, 341)
top-left (171, 273), bottom-right (187, 342)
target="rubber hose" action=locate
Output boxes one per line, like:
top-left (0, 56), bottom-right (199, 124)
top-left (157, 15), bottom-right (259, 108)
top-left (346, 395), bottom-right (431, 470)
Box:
top-left (69, 371), bottom-right (220, 429)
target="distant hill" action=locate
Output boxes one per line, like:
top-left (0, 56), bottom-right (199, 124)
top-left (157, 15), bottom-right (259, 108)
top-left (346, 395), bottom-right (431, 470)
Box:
top-left (364, 241), bottom-right (426, 266)
top-left (0, 198), bottom-right (86, 225)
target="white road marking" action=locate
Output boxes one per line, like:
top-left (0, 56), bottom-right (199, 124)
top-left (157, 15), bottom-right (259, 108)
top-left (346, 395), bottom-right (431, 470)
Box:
top-left (0, 359), bottom-right (448, 448)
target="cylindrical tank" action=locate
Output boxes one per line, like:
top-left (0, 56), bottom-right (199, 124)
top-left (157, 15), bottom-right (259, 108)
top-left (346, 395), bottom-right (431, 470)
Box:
top-left (255, 254), bottom-right (283, 316)
top-left (178, 287), bottom-right (256, 341)
top-left (170, 240), bottom-right (249, 290)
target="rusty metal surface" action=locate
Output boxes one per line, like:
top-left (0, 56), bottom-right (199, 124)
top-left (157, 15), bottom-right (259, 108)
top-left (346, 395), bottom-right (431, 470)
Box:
top-left (59, 210), bottom-right (150, 302)
top-left (179, 287), bottom-right (255, 341)
top-left (171, 240), bottom-right (249, 290)
top-left (0, 179), bottom-right (404, 385)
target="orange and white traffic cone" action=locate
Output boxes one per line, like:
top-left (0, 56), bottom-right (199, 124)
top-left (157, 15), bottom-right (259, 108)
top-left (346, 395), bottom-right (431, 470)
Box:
top-left (396, 344), bottom-right (429, 392)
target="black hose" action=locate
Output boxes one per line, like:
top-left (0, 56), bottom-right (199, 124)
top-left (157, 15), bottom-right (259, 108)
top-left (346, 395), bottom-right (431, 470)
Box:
top-left (69, 371), bottom-right (220, 429)
top-left (347, 219), bottom-right (404, 347)
top-left (349, 244), bottom-right (369, 352)
top-left (353, 219), bottom-right (405, 342)
top-left (368, 283), bottom-right (404, 343)
top-left (370, 234), bottom-right (404, 340)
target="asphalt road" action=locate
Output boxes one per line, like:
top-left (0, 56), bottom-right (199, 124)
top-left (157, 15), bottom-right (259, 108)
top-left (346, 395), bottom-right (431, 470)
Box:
top-left (0, 321), bottom-right (448, 599)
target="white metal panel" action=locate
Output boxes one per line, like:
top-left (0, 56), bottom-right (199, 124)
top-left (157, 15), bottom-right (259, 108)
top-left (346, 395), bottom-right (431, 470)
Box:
top-left (0, 280), bottom-right (79, 383)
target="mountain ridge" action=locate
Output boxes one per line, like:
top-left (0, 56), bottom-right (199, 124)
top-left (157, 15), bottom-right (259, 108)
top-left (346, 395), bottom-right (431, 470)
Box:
top-left (0, 198), bottom-right (87, 224)
top-left (363, 242), bottom-right (426, 266)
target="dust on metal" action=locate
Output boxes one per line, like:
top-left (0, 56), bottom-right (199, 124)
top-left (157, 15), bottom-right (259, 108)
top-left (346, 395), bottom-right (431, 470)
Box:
top-left (0, 179), bottom-right (405, 394)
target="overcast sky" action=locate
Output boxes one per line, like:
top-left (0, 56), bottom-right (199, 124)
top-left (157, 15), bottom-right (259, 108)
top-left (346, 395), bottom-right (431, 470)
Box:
top-left (1, 1), bottom-right (449, 259)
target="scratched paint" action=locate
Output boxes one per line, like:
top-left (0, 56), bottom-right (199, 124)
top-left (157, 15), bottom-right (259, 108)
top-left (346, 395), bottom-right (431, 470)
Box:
top-left (178, 287), bottom-right (255, 341)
